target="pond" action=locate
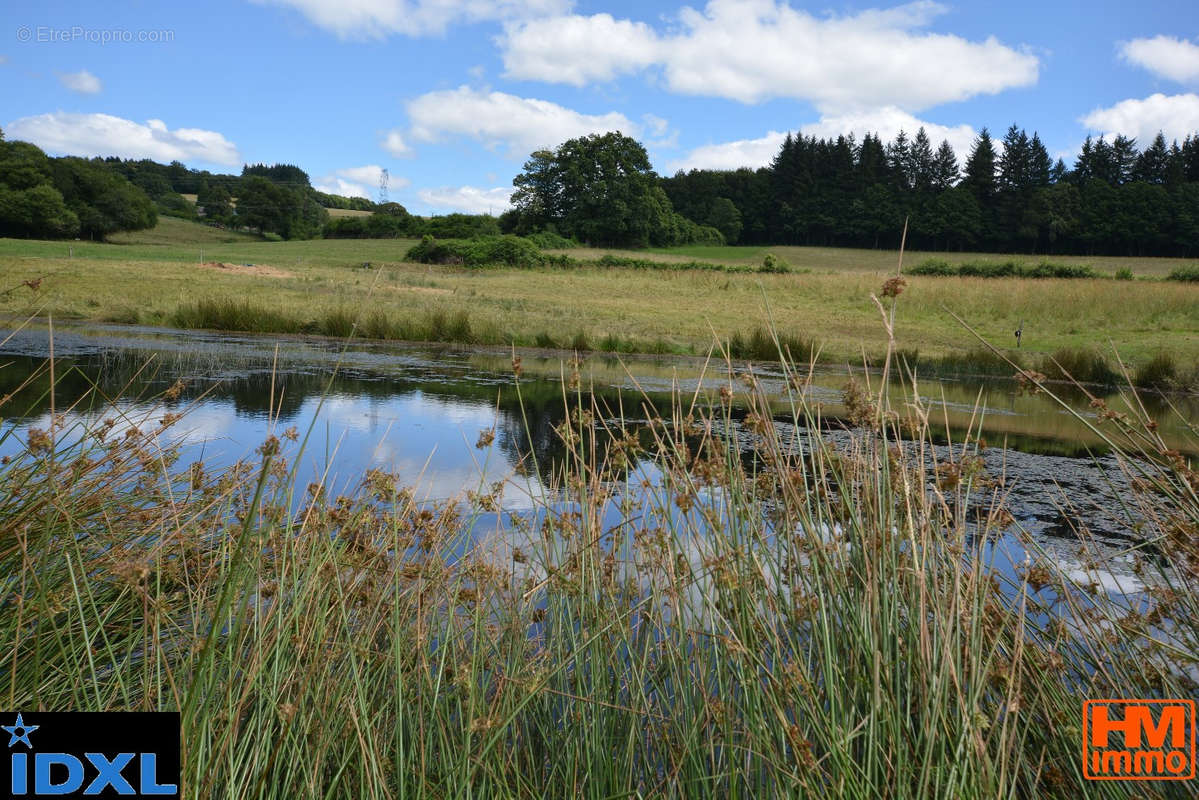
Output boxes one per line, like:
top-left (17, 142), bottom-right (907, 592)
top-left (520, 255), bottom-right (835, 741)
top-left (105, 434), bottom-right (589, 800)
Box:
top-left (0, 321), bottom-right (1193, 597)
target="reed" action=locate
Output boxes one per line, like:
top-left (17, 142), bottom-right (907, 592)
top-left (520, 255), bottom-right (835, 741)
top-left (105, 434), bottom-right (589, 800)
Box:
top-left (1, 309), bottom-right (1196, 796)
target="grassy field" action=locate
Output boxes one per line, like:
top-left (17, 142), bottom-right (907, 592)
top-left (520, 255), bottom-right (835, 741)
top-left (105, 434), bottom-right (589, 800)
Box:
top-left (1, 218), bottom-right (1196, 383)
top-left (644, 243), bottom-right (1199, 276)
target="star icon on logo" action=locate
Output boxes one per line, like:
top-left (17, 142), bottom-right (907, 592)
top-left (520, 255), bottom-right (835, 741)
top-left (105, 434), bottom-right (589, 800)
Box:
top-left (3, 713), bottom-right (38, 748)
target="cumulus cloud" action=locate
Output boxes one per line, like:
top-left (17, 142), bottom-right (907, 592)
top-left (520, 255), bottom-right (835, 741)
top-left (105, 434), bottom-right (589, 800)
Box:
top-left (1120, 36), bottom-right (1199, 83)
top-left (406, 86), bottom-right (639, 155)
top-left (499, 13), bottom-right (658, 86)
top-left (6, 112), bottom-right (240, 165)
top-left (418, 185), bottom-right (512, 214)
top-left (667, 131), bottom-right (788, 172)
top-left (1080, 93), bottom-right (1199, 145)
top-left (668, 108), bottom-right (978, 172)
top-left (501, 0), bottom-right (1038, 112)
top-left (380, 129), bottom-right (412, 157)
top-left (801, 107), bottom-right (978, 161)
top-left (252, 0), bottom-right (572, 38)
top-left (57, 69), bottom-right (102, 94)
top-left (315, 165), bottom-right (409, 198)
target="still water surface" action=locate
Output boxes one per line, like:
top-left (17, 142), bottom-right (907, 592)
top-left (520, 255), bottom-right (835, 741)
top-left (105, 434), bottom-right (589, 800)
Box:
top-left (1, 322), bottom-right (1193, 597)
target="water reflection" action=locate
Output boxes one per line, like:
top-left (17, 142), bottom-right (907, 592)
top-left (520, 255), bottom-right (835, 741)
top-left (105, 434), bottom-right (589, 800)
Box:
top-left (0, 324), bottom-right (1193, 575)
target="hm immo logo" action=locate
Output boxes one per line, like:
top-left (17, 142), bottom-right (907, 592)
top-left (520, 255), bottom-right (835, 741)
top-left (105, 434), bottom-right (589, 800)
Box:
top-left (2, 712), bottom-right (179, 796)
top-left (1083, 699), bottom-right (1196, 781)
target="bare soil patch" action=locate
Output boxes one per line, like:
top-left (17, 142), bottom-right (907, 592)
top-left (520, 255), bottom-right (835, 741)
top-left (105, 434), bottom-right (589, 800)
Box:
top-left (199, 261), bottom-right (294, 279)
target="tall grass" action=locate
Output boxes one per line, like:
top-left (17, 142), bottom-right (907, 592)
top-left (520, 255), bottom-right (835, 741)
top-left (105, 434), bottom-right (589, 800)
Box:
top-left (2, 316), bottom-right (1197, 796)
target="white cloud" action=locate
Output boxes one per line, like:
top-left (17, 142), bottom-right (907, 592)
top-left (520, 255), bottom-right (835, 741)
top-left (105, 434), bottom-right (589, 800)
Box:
top-left (667, 130), bottom-right (787, 172)
top-left (406, 86), bottom-right (639, 155)
top-left (668, 108), bottom-right (978, 172)
top-left (500, 13), bottom-right (659, 86)
top-left (418, 185), bottom-right (512, 215)
top-left (57, 69), bottom-right (102, 94)
top-left (315, 164), bottom-right (409, 198)
top-left (253, 0), bottom-right (572, 38)
top-left (500, 0), bottom-right (1038, 112)
top-left (1080, 93), bottom-right (1199, 145)
top-left (380, 129), bottom-right (413, 157)
top-left (6, 112), bottom-right (240, 165)
top-left (801, 107), bottom-right (978, 162)
top-left (1120, 36), bottom-right (1199, 83)
top-left (0, 55), bottom-right (10, 66)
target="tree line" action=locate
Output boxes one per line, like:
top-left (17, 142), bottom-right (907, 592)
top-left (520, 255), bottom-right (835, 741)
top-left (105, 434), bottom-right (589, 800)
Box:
top-left (0, 130), bottom-right (157, 240)
top-left (663, 126), bottom-right (1199, 256)
top-left (4, 121), bottom-right (1198, 255)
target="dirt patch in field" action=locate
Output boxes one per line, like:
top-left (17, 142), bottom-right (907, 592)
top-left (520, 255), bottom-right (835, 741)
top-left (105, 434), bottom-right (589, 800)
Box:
top-left (199, 261), bottom-right (293, 279)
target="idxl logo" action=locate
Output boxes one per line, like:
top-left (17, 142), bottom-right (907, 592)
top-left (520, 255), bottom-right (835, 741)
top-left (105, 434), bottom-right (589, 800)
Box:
top-left (2, 712), bottom-right (179, 797)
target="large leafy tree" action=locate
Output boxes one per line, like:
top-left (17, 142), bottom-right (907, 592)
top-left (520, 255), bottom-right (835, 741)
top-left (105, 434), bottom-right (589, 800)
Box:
top-left (236, 176), bottom-right (327, 240)
top-left (511, 132), bottom-right (678, 247)
top-left (50, 157), bottom-right (156, 239)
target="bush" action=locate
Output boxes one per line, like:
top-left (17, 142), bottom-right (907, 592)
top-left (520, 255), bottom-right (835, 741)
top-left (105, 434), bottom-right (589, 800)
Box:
top-left (525, 231), bottom-right (578, 250)
top-left (1024, 261), bottom-right (1096, 279)
top-left (1167, 265), bottom-right (1199, 282)
top-left (759, 253), bottom-right (791, 274)
top-left (908, 258), bottom-right (955, 276)
top-left (592, 254), bottom-right (750, 273)
top-left (415, 213), bottom-right (501, 239)
top-left (908, 260), bottom-right (1096, 279)
top-left (1114, 268), bottom-right (1134, 281)
top-left (405, 235), bottom-right (553, 268)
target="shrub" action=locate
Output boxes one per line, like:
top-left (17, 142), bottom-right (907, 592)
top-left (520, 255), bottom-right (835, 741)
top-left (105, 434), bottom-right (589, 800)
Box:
top-left (1167, 265), bottom-right (1199, 282)
top-left (909, 260), bottom-right (1095, 279)
top-left (1024, 261), bottom-right (1096, 279)
top-left (405, 235), bottom-right (550, 268)
top-left (1114, 268), bottom-right (1134, 281)
top-left (416, 213), bottom-right (501, 239)
top-left (908, 258), bottom-right (955, 276)
top-left (525, 231), bottom-right (578, 250)
top-left (759, 253), bottom-right (791, 274)
top-left (592, 254), bottom-right (750, 273)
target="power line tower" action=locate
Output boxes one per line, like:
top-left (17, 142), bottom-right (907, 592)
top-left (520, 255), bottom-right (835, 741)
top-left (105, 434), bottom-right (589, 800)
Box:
top-left (378, 168), bottom-right (389, 205)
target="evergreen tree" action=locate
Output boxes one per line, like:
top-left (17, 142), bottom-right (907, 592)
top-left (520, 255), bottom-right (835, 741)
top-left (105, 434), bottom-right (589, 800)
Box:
top-left (1183, 135), bottom-right (1199, 181)
top-left (931, 140), bottom-right (959, 191)
top-left (910, 128), bottom-right (935, 192)
top-left (1049, 158), bottom-right (1068, 184)
top-left (963, 128), bottom-right (997, 199)
top-left (1111, 135), bottom-right (1138, 185)
top-left (963, 128), bottom-right (998, 244)
top-left (1029, 133), bottom-right (1051, 188)
top-left (886, 130), bottom-right (912, 191)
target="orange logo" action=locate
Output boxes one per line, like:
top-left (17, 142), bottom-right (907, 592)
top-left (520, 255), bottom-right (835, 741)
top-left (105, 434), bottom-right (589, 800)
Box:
top-left (1083, 700), bottom-right (1195, 780)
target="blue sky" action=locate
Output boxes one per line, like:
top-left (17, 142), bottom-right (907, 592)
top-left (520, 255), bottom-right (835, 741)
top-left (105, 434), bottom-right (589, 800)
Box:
top-left (3, 0), bottom-right (1198, 214)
